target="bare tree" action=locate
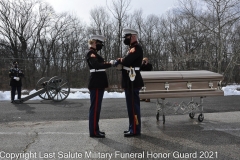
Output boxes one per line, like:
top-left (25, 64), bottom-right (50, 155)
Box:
top-left (106, 0), bottom-right (130, 57)
top-left (0, 0), bottom-right (55, 88)
top-left (179, 0), bottom-right (240, 74)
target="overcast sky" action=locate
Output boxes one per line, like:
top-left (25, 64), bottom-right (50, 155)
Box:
top-left (45, 0), bottom-right (179, 24)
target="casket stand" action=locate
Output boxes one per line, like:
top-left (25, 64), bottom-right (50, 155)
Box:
top-left (139, 70), bottom-right (223, 123)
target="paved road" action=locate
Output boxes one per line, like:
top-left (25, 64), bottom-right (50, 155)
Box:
top-left (0, 96), bottom-right (240, 123)
top-left (0, 96), bottom-right (240, 160)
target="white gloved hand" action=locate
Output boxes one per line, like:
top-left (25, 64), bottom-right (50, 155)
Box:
top-left (109, 60), bottom-right (116, 65)
top-left (14, 77), bottom-right (20, 81)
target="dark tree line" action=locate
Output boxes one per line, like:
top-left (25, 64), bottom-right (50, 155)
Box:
top-left (1, 0), bottom-right (240, 90)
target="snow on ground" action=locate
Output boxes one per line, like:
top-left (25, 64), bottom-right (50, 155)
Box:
top-left (0, 85), bottom-right (239, 101)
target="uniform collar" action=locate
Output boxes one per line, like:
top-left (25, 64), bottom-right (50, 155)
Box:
top-left (130, 41), bottom-right (138, 48)
top-left (90, 47), bottom-right (97, 51)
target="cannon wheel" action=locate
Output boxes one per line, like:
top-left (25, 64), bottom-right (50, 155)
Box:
top-left (36, 77), bottom-right (51, 100)
top-left (46, 76), bottom-right (70, 102)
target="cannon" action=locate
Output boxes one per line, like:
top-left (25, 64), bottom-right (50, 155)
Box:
top-left (14, 76), bottom-right (70, 103)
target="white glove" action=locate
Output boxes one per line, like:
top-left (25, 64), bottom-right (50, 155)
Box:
top-left (14, 77), bottom-right (20, 81)
top-left (109, 60), bottom-right (117, 65)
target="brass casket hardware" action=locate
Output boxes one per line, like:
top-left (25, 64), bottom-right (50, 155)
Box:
top-left (209, 81), bottom-right (213, 89)
top-left (187, 82), bottom-right (192, 89)
top-left (165, 82), bottom-right (169, 90)
top-left (142, 86), bottom-right (146, 92)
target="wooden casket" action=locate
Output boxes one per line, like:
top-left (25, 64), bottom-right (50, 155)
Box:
top-left (139, 70), bottom-right (224, 123)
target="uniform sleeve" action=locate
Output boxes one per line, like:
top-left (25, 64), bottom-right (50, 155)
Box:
top-left (9, 69), bottom-right (13, 78)
top-left (145, 63), bottom-right (152, 71)
top-left (19, 70), bottom-right (24, 78)
top-left (88, 58), bottom-right (111, 69)
top-left (140, 63), bottom-right (144, 70)
top-left (121, 47), bottom-right (141, 66)
top-left (87, 51), bottom-right (111, 69)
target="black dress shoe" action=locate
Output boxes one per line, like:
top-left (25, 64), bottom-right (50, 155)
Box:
top-left (123, 130), bottom-right (129, 133)
top-left (99, 131), bottom-right (105, 135)
top-left (124, 131), bottom-right (140, 137)
top-left (90, 133), bottom-right (105, 138)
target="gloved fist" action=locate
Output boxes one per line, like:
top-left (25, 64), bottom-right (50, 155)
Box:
top-left (115, 60), bottom-right (119, 66)
top-left (109, 60), bottom-right (118, 66)
top-left (14, 77), bottom-right (20, 81)
top-left (109, 60), bottom-right (116, 64)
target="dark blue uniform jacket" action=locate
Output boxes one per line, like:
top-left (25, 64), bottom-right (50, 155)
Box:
top-left (9, 68), bottom-right (24, 87)
top-left (120, 42), bottom-right (144, 89)
top-left (86, 48), bottom-right (112, 89)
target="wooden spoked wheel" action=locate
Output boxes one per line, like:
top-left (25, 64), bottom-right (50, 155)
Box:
top-left (46, 76), bottom-right (70, 102)
top-left (35, 77), bottom-right (51, 100)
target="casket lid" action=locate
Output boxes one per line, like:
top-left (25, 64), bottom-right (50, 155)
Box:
top-left (140, 70), bottom-right (223, 80)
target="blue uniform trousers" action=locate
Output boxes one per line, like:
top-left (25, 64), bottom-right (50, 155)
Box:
top-left (89, 89), bottom-right (104, 136)
top-left (124, 88), bottom-right (141, 134)
top-left (11, 86), bottom-right (21, 100)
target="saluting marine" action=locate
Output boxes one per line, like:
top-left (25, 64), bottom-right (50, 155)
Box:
top-left (9, 61), bottom-right (24, 103)
top-left (86, 35), bottom-right (112, 138)
top-left (115, 28), bottom-right (144, 137)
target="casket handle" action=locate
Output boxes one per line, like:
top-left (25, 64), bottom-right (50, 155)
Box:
top-left (187, 82), bottom-right (192, 90)
top-left (209, 81), bottom-right (213, 89)
top-left (142, 86), bottom-right (146, 92)
top-left (165, 82), bottom-right (169, 91)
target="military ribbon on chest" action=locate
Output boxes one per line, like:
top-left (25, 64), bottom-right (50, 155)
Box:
top-left (90, 54), bottom-right (96, 58)
top-left (129, 47), bottom-right (135, 54)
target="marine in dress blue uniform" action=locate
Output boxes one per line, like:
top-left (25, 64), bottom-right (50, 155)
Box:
top-left (116, 28), bottom-right (144, 137)
top-left (9, 61), bottom-right (24, 103)
top-left (86, 35), bottom-right (112, 138)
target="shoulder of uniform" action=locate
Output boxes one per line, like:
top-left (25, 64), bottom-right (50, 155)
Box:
top-left (87, 50), bottom-right (97, 58)
top-left (135, 43), bottom-right (142, 48)
top-left (133, 44), bottom-right (143, 53)
top-left (129, 47), bottom-right (136, 54)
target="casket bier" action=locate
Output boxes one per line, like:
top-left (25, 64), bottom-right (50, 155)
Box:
top-left (140, 70), bottom-right (223, 99)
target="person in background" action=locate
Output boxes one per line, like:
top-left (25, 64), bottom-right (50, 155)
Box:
top-left (140, 57), bottom-right (152, 102)
top-left (9, 61), bottom-right (24, 103)
top-left (86, 35), bottom-right (112, 138)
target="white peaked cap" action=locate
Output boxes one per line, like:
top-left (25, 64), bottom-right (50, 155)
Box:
top-left (123, 28), bottom-right (138, 35)
top-left (90, 35), bottom-right (106, 42)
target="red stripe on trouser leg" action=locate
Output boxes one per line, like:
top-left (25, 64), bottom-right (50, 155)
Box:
top-left (94, 89), bottom-right (99, 135)
top-left (132, 95), bottom-right (136, 134)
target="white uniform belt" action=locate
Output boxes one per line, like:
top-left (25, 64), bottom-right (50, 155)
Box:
top-left (123, 66), bottom-right (140, 71)
top-left (90, 69), bottom-right (106, 73)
